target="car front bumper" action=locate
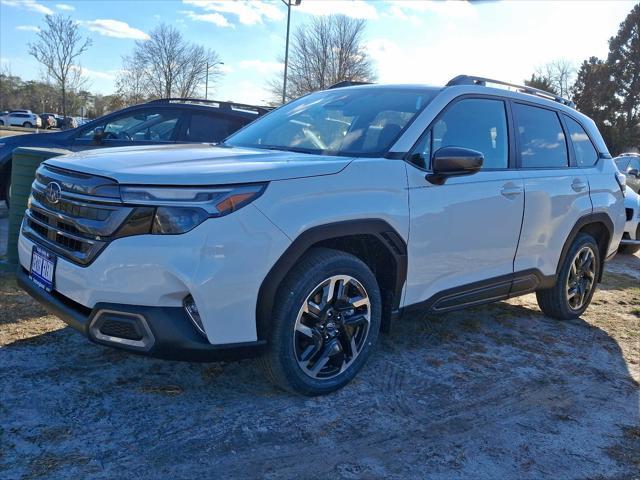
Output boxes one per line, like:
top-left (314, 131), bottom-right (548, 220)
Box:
top-left (17, 267), bottom-right (266, 361)
top-left (17, 204), bottom-right (291, 356)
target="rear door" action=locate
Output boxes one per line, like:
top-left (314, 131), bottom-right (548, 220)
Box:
top-left (512, 102), bottom-right (592, 278)
top-left (404, 96), bottom-right (525, 308)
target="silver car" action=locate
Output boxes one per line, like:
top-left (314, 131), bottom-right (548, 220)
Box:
top-left (615, 153), bottom-right (640, 194)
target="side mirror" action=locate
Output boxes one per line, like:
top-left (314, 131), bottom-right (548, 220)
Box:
top-left (93, 127), bottom-right (105, 144)
top-left (426, 146), bottom-right (484, 185)
top-left (628, 168), bottom-right (640, 178)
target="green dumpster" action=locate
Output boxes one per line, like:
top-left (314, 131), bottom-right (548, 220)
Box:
top-left (2, 147), bottom-right (71, 269)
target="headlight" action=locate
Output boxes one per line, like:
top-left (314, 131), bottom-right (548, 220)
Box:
top-left (116, 184), bottom-right (266, 235)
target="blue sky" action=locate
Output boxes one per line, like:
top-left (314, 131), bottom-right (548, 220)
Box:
top-left (0, 0), bottom-right (637, 105)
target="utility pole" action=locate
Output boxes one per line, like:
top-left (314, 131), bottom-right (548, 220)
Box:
top-left (281, 0), bottom-right (301, 104)
top-left (205, 62), bottom-right (209, 100)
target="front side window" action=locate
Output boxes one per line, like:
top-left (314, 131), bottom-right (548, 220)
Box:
top-left (432, 98), bottom-right (508, 169)
top-left (564, 116), bottom-right (598, 167)
top-left (513, 104), bottom-right (568, 168)
top-left (225, 88), bottom-right (437, 157)
top-left (80, 110), bottom-right (180, 141)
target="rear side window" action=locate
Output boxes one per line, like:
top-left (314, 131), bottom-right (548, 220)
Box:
top-left (564, 116), bottom-right (598, 166)
top-left (513, 104), bottom-right (568, 168)
top-left (185, 113), bottom-right (246, 143)
top-left (411, 98), bottom-right (508, 169)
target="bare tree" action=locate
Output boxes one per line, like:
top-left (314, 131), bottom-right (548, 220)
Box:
top-left (116, 55), bottom-right (148, 105)
top-left (28, 14), bottom-right (92, 122)
top-left (270, 15), bottom-right (376, 103)
top-left (535, 59), bottom-right (576, 98)
top-left (117, 24), bottom-right (222, 102)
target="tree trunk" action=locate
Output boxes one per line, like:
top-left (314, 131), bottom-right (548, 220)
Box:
top-left (61, 85), bottom-right (67, 129)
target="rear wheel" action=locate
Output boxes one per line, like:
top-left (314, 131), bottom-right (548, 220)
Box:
top-left (261, 248), bottom-right (381, 396)
top-left (536, 233), bottom-right (600, 320)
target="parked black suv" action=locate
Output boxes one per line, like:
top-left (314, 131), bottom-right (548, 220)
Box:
top-left (0, 98), bottom-right (269, 205)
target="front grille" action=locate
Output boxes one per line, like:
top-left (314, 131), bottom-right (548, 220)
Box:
top-left (22, 164), bottom-right (133, 265)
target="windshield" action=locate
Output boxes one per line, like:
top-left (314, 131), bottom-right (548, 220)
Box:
top-left (225, 87), bottom-right (437, 157)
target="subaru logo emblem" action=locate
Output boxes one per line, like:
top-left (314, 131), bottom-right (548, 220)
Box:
top-left (45, 182), bottom-right (62, 204)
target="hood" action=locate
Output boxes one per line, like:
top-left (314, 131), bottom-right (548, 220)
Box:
top-left (1, 130), bottom-right (70, 146)
top-left (44, 144), bottom-right (353, 185)
top-left (625, 187), bottom-right (640, 209)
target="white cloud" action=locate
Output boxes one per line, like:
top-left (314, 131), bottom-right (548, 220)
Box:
top-left (182, 0), bottom-right (284, 26)
top-left (16, 24), bottom-right (41, 32)
top-left (297, 0), bottom-right (378, 19)
top-left (84, 19), bottom-right (150, 40)
top-left (223, 80), bottom-right (271, 105)
top-left (0, 0), bottom-right (53, 15)
top-left (182, 10), bottom-right (234, 28)
top-left (71, 65), bottom-right (118, 81)
top-left (56, 3), bottom-right (74, 11)
top-left (219, 63), bottom-right (234, 74)
top-left (239, 59), bottom-right (283, 74)
top-left (367, 1), bottom-right (632, 89)
top-left (386, 0), bottom-right (477, 19)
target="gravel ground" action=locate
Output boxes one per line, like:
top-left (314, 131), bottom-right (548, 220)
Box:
top-left (0, 251), bottom-right (638, 479)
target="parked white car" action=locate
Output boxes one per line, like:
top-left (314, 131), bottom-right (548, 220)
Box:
top-left (0, 111), bottom-right (42, 128)
top-left (17, 76), bottom-right (626, 395)
top-left (620, 188), bottom-right (640, 255)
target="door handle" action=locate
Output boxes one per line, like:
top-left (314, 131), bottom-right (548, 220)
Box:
top-left (501, 183), bottom-right (523, 198)
top-left (571, 179), bottom-right (588, 192)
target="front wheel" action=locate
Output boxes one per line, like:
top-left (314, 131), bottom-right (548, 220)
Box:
top-left (536, 233), bottom-right (600, 320)
top-left (23, 122), bottom-right (33, 128)
top-left (261, 248), bottom-right (381, 396)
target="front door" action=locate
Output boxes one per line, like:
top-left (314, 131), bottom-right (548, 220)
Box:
top-left (404, 97), bottom-right (524, 308)
top-left (71, 109), bottom-right (183, 151)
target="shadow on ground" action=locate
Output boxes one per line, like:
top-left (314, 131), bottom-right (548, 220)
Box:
top-left (1, 282), bottom-right (638, 479)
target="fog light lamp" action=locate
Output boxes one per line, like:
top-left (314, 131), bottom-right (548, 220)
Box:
top-left (184, 295), bottom-right (206, 337)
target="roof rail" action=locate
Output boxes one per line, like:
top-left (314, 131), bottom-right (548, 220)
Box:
top-left (328, 80), bottom-right (373, 89)
top-left (446, 75), bottom-right (576, 108)
top-left (146, 98), bottom-right (271, 114)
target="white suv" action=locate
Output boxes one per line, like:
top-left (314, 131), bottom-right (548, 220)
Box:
top-left (17, 76), bottom-right (626, 395)
top-left (0, 111), bottom-right (42, 128)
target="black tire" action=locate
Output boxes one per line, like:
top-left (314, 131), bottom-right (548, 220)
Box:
top-left (23, 122), bottom-right (32, 128)
top-left (261, 247), bottom-right (382, 396)
top-left (536, 233), bottom-right (600, 320)
top-left (618, 244), bottom-right (640, 255)
top-left (0, 120), bottom-right (4, 126)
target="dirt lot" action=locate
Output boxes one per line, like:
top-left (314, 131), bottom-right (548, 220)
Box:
top-left (0, 253), bottom-right (638, 479)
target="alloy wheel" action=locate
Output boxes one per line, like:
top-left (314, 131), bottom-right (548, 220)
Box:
top-left (566, 246), bottom-right (596, 310)
top-left (293, 275), bottom-right (371, 380)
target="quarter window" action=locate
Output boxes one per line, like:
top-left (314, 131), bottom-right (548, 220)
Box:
top-left (513, 104), bottom-right (568, 168)
top-left (564, 116), bottom-right (598, 167)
